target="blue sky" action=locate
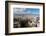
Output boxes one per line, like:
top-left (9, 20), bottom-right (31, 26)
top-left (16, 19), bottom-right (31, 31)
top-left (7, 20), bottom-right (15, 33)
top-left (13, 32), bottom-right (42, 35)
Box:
top-left (13, 8), bottom-right (40, 15)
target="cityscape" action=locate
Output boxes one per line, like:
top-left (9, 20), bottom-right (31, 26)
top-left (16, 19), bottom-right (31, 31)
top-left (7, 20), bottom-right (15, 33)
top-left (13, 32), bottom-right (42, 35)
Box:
top-left (13, 8), bottom-right (40, 28)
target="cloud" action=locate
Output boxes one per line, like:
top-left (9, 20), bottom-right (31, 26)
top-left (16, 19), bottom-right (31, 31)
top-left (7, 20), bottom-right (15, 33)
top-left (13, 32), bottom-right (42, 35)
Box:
top-left (13, 8), bottom-right (39, 14)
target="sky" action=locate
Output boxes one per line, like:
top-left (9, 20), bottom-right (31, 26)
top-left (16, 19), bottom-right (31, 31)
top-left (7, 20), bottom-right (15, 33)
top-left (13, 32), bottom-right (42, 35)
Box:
top-left (13, 8), bottom-right (40, 15)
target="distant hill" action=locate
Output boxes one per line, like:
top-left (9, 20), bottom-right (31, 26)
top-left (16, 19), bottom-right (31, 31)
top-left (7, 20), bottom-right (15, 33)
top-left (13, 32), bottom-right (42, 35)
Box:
top-left (14, 14), bottom-right (39, 16)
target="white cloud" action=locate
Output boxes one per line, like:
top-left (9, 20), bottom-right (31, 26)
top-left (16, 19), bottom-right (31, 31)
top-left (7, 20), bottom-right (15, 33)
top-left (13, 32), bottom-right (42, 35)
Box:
top-left (13, 8), bottom-right (31, 14)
